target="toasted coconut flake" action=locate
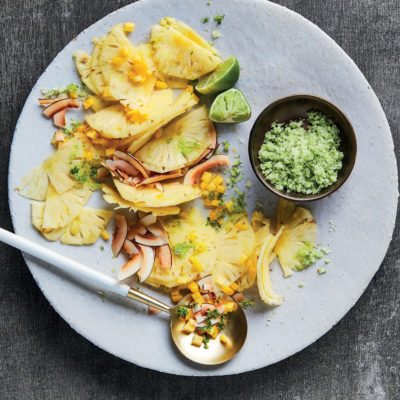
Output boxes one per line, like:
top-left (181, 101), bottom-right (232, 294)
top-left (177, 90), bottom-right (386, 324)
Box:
top-left (137, 245), bottom-right (155, 282)
top-left (53, 109), bottom-right (66, 127)
top-left (138, 214), bottom-right (157, 227)
top-left (146, 224), bottom-right (167, 239)
top-left (112, 214), bottom-right (128, 256)
top-left (197, 275), bottom-right (214, 291)
top-left (38, 98), bottom-right (63, 106)
top-left (114, 151), bottom-right (150, 179)
top-left (137, 171), bottom-right (183, 186)
top-left (42, 98), bottom-right (80, 118)
top-left (122, 239), bottom-right (139, 256)
top-left (118, 251), bottom-right (143, 280)
top-left (54, 130), bottom-right (65, 142)
top-left (135, 233), bottom-right (168, 247)
top-left (148, 306), bottom-right (161, 315)
top-left (157, 244), bottom-right (172, 269)
top-left (106, 159), bottom-right (139, 178)
top-left (127, 224), bottom-right (147, 240)
top-left (154, 182), bottom-right (164, 192)
top-left (233, 292), bottom-right (244, 303)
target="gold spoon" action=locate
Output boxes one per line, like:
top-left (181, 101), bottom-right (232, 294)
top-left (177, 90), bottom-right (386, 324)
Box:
top-left (128, 289), bottom-right (247, 365)
top-left (0, 228), bottom-right (247, 365)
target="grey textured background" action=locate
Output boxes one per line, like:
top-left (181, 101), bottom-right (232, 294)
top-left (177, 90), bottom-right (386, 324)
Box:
top-left (0, 0), bottom-right (399, 399)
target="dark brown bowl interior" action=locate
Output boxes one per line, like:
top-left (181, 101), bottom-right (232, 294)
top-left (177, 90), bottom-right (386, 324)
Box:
top-left (249, 94), bottom-right (357, 202)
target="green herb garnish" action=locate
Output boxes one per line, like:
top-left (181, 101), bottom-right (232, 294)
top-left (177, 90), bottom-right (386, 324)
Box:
top-left (202, 335), bottom-right (211, 349)
top-left (212, 30), bottom-right (222, 40)
top-left (214, 15), bottom-right (225, 24)
top-left (173, 242), bottom-right (193, 257)
top-left (176, 306), bottom-right (190, 318)
top-left (239, 299), bottom-right (255, 309)
top-left (177, 138), bottom-right (199, 157)
top-left (222, 140), bottom-right (230, 152)
top-left (201, 17), bottom-right (210, 23)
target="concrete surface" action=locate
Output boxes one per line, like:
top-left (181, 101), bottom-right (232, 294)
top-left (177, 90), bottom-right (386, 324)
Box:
top-left (0, 1), bottom-right (398, 399)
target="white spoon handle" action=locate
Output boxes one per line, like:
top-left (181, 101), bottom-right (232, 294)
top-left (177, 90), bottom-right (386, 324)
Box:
top-left (0, 228), bottom-right (130, 297)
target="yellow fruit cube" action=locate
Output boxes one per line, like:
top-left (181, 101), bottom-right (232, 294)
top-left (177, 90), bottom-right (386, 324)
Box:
top-left (201, 171), bottom-right (212, 183)
top-left (211, 174), bottom-right (223, 186)
top-left (222, 286), bottom-right (234, 296)
top-left (83, 96), bottom-right (95, 109)
top-left (189, 232), bottom-right (197, 242)
top-left (230, 282), bottom-right (239, 291)
top-left (200, 181), bottom-right (208, 190)
top-left (182, 318), bottom-right (196, 334)
top-left (201, 189), bottom-right (210, 197)
top-left (209, 325), bottom-right (219, 339)
top-left (195, 242), bottom-right (207, 253)
top-left (208, 211), bottom-right (218, 221)
top-left (84, 151), bottom-right (93, 162)
top-left (224, 301), bottom-right (238, 312)
top-left (120, 47), bottom-right (130, 57)
top-left (187, 281), bottom-right (199, 293)
top-left (155, 80), bottom-right (168, 89)
top-left (216, 185), bottom-right (226, 194)
top-left (86, 129), bottom-right (98, 139)
top-left (123, 22), bottom-right (135, 32)
top-left (191, 334), bottom-right (203, 347)
top-left (105, 147), bottom-right (116, 156)
top-left (100, 230), bottom-right (110, 240)
top-left (226, 200), bottom-right (234, 213)
top-left (208, 183), bottom-right (216, 192)
top-left (191, 291), bottom-right (205, 305)
top-left (220, 334), bottom-right (232, 347)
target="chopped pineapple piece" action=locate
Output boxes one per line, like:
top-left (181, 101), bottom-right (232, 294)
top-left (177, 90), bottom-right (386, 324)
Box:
top-left (230, 282), bottom-right (239, 291)
top-left (211, 175), bottom-right (223, 186)
top-left (123, 22), bottom-right (135, 32)
top-left (234, 222), bottom-right (248, 231)
top-left (224, 301), bottom-right (237, 312)
top-left (100, 230), bottom-right (110, 240)
top-left (216, 185), bottom-right (225, 194)
top-left (201, 171), bottom-right (212, 183)
top-left (209, 325), bottom-right (219, 339)
top-left (225, 200), bottom-right (234, 213)
top-left (187, 281), bottom-right (199, 293)
top-left (214, 276), bottom-right (225, 288)
top-left (189, 256), bottom-right (203, 272)
top-left (182, 318), bottom-right (196, 334)
top-left (222, 286), bottom-right (234, 296)
top-left (191, 334), bottom-right (203, 347)
top-left (220, 334), bottom-right (232, 347)
top-left (105, 147), bottom-right (116, 156)
top-left (155, 80), bottom-right (168, 89)
top-left (191, 291), bottom-right (205, 305)
top-left (83, 96), bottom-right (95, 109)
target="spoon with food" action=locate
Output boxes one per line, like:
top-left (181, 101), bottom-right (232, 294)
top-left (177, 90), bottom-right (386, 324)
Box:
top-left (0, 228), bottom-right (247, 365)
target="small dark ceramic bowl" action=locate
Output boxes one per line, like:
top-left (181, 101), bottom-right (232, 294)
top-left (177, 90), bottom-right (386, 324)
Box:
top-left (248, 94), bottom-right (357, 202)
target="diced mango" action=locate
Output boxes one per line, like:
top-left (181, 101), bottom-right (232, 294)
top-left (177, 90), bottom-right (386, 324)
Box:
top-left (208, 211), bottom-right (218, 221)
top-left (112, 56), bottom-right (126, 68)
top-left (210, 200), bottom-right (220, 207)
top-left (84, 151), bottom-right (93, 162)
top-left (195, 242), bottom-right (207, 253)
top-left (201, 189), bottom-right (210, 197)
top-left (220, 334), bottom-right (232, 347)
top-left (226, 200), bottom-right (234, 213)
top-left (208, 182), bottom-right (216, 192)
top-left (222, 286), bottom-right (235, 296)
top-left (189, 232), bottom-right (197, 242)
top-left (209, 325), bottom-right (219, 339)
top-left (189, 256), bottom-right (203, 272)
top-left (100, 230), bottom-right (110, 240)
top-left (155, 80), bottom-right (168, 89)
top-left (83, 96), bottom-right (95, 109)
top-left (86, 129), bottom-right (98, 139)
top-left (216, 185), bottom-right (226, 194)
top-left (182, 318), bottom-right (196, 334)
top-left (187, 281), bottom-right (199, 293)
top-left (123, 22), bottom-right (135, 32)
top-left (211, 174), bottom-right (224, 186)
top-left (230, 282), bottom-right (239, 291)
top-left (171, 287), bottom-right (183, 303)
top-left (191, 291), bottom-right (205, 305)
top-left (201, 171), bottom-right (212, 183)
top-left (224, 301), bottom-right (237, 312)
top-left (200, 181), bottom-right (208, 190)
top-left (120, 47), bottom-right (130, 57)
top-left (191, 334), bottom-right (203, 347)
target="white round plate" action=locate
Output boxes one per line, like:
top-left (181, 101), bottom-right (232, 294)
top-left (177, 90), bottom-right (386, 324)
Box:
top-left (8, 0), bottom-right (398, 376)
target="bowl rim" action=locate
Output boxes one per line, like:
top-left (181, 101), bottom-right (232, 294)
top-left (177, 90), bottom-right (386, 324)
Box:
top-left (248, 93), bottom-right (357, 202)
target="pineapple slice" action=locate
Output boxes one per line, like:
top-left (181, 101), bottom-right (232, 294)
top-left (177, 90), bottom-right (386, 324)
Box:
top-left (31, 201), bottom-right (65, 241)
top-left (135, 105), bottom-right (216, 173)
top-left (151, 18), bottom-right (222, 79)
top-left (89, 37), bottom-right (107, 95)
top-left (42, 185), bottom-right (92, 230)
top-left (114, 179), bottom-right (201, 208)
top-left (74, 50), bottom-right (97, 94)
top-left (157, 72), bottom-right (189, 89)
top-left (19, 165), bottom-right (49, 201)
top-left (214, 216), bottom-right (256, 287)
top-left (61, 208), bottom-right (112, 245)
top-left (102, 185), bottom-right (180, 216)
top-left (257, 228), bottom-right (284, 306)
top-left (127, 86), bottom-right (199, 153)
top-left (89, 95), bottom-right (115, 112)
top-left (275, 198), bottom-right (296, 232)
top-left (274, 207), bottom-right (317, 277)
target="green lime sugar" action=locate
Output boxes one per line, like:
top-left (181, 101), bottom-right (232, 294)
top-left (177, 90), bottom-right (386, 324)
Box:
top-left (258, 111), bottom-right (344, 194)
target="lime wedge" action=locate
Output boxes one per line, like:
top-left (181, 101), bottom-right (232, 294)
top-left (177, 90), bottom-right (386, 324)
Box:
top-left (195, 56), bottom-right (240, 95)
top-left (209, 88), bottom-right (251, 123)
